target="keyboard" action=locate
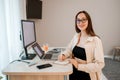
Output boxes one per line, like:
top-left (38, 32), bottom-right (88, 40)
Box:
top-left (44, 54), bottom-right (52, 59)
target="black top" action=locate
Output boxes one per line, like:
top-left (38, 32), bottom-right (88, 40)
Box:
top-left (69, 46), bottom-right (91, 80)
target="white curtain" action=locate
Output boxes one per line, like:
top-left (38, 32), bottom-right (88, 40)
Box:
top-left (0, 0), bottom-right (26, 80)
top-left (0, 1), bottom-right (9, 79)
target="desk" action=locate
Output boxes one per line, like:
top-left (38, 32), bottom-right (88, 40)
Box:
top-left (2, 56), bottom-right (72, 80)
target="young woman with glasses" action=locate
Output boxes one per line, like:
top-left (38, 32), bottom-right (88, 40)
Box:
top-left (58, 11), bottom-right (105, 80)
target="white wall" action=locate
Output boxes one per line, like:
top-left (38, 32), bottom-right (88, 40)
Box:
top-left (35, 0), bottom-right (120, 56)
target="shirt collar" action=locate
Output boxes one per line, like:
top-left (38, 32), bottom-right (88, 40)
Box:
top-left (78, 32), bottom-right (94, 42)
top-left (87, 36), bottom-right (94, 42)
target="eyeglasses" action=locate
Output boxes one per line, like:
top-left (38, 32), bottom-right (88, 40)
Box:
top-left (76, 18), bottom-right (88, 24)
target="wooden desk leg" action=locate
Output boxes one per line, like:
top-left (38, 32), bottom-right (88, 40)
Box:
top-left (113, 48), bottom-right (116, 60)
top-left (113, 48), bottom-right (120, 60)
top-left (9, 75), bottom-right (64, 80)
top-left (117, 49), bottom-right (120, 60)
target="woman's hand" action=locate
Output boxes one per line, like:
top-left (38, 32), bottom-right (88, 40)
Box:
top-left (75, 58), bottom-right (87, 64)
top-left (58, 54), bottom-right (66, 61)
top-left (69, 59), bottom-right (78, 69)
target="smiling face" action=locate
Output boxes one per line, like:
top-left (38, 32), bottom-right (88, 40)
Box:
top-left (75, 11), bottom-right (96, 36)
top-left (76, 13), bottom-right (88, 32)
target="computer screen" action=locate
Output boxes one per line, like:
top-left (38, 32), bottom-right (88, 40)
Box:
top-left (21, 20), bottom-right (36, 60)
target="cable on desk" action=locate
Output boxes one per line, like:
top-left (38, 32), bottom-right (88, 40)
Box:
top-left (18, 60), bottom-right (30, 64)
top-left (19, 50), bottom-right (24, 57)
top-left (10, 59), bottom-right (30, 64)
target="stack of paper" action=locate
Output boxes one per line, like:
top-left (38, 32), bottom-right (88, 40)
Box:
top-left (54, 60), bottom-right (69, 65)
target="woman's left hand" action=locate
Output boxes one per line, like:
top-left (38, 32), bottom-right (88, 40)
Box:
top-left (69, 59), bottom-right (78, 69)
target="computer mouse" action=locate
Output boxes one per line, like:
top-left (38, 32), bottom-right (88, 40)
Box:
top-left (52, 48), bottom-right (61, 53)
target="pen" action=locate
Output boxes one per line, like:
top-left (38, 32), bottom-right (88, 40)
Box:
top-left (29, 62), bottom-right (37, 67)
top-left (71, 54), bottom-right (74, 59)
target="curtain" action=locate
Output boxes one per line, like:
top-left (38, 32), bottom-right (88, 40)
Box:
top-left (0, 0), bottom-right (9, 80)
top-left (0, 0), bottom-right (26, 80)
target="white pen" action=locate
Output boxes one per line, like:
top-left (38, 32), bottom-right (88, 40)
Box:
top-left (29, 62), bottom-right (37, 67)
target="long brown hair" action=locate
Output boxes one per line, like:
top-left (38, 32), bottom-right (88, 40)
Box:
top-left (75, 11), bottom-right (96, 36)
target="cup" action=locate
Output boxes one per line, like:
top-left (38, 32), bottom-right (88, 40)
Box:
top-left (42, 43), bottom-right (49, 52)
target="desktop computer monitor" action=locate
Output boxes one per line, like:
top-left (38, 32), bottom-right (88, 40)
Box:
top-left (21, 20), bottom-right (36, 60)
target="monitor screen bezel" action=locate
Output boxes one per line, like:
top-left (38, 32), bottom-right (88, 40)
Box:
top-left (21, 20), bottom-right (36, 48)
top-left (21, 20), bottom-right (36, 60)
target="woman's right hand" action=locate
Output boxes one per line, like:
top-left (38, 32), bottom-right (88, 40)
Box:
top-left (58, 54), bottom-right (66, 61)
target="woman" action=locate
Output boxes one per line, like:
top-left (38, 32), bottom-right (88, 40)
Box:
top-left (58, 11), bottom-right (105, 80)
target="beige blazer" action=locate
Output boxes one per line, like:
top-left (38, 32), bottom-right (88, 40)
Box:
top-left (62, 33), bottom-right (105, 80)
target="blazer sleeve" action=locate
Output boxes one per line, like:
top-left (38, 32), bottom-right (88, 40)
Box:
top-left (77, 37), bottom-right (105, 73)
top-left (62, 33), bottom-right (78, 58)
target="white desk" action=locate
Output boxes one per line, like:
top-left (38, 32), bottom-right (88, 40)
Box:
top-left (2, 56), bottom-right (72, 80)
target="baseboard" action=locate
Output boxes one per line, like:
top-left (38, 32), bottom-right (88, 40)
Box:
top-left (104, 55), bottom-right (113, 59)
top-left (104, 55), bottom-right (120, 60)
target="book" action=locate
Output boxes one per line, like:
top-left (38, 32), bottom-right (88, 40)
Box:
top-left (54, 60), bottom-right (69, 65)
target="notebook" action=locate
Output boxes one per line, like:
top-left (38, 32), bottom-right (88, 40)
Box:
top-left (32, 42), bottom-right (60, 60)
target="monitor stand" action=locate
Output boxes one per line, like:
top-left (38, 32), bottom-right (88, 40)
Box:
top-left (21, 47), bottom-right (36, 60)
top-left (21, 54), bottom-right (36, 60)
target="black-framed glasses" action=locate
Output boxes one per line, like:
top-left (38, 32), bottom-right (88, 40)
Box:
top-left (76, 18), bottom-right (88, 24)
